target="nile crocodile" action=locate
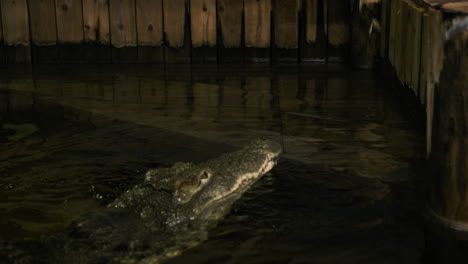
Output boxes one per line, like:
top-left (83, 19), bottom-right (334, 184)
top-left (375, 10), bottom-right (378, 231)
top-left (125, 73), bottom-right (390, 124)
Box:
top-left (1, 138), bottom-right (282, 264)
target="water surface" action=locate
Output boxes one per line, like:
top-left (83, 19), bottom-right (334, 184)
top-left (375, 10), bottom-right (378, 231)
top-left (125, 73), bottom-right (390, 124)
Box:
top-left (0, 64), bottom-right (425, 263)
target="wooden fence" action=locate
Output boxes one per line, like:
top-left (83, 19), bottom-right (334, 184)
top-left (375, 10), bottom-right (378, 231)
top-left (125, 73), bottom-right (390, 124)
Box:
top-left (0, 0), bottom-right (352, 63)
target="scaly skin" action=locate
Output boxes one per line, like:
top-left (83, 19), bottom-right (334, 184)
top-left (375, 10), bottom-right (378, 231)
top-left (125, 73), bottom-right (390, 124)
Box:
top-left (1, 138), bottom-right (282, 264)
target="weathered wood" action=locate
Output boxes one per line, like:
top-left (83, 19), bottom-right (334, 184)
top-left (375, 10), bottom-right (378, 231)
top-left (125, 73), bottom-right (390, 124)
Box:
top-left (428, 29), bottom-right (468, 231)
top-left (190, 0), bottom-right (217, 62)
top-left (0, 7), bottom-right (3, 63)
top-left (82, 0), bottom-right (110, 43)
top-left (136, 0), bottom-right (164, 63)
top-left (55, 0), bottom-right (83, 43)
top-left (380, 0), bottom-right (389, 58)
top-left (244, 0), bottom-right (271, 62)
top-left (351, 0), bottom-right (381, 69)
top-left (28, 0), bottom-right (57, 45)
top-left (218, 0), bottom-right (243, 62)
top-left (1, 0), bottom-right (30, 45)
top-left (301, 0), bottom-right (326, 62)
top-left (425, 8), bottom-right (444, 155)
top-left (273, 0), bottom-right (299, 61)
top-left (0, 0), bottom-right (30, 63)
top-left (109, 0), bottom-right (137, 63)
top-left (327, 0), bottom-right (351, 61)
top-left (163, 0), bottom-right (190, 63)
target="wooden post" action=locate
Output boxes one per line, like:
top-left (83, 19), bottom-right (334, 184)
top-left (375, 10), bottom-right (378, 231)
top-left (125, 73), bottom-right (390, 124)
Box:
top-left (0, 0), bottom-right (31, 63)
top-left (300, 0), bottom-right (326, 62)
top-left (136, 0), bottom-right (164, 63)
top-left (55, 0), bottom-right (84, 62)
top-left (163, 0), bottom-right (191, 63)
top-left (426, 28), bottom-right (468, 264)
top-left (190, 0), bottom-right (217, 63)
top-left (82, 0), bottom-right (111, 63)
top-left (217, 0), bottom-right (244, 63)
top-left (327, 0), bottom-right (350, 62)
top-left (273, 0), bottom-right (299, 62)
top-left (28, 0), bottom-right (58, 63)
top-left (0, 5), bottom-right (4, 64)
top-left (350, 0), bottom-right (381, 69)
top-left (109, 0), bottom-right (138, 63)
top-left (244, 0), bottom-right (271, 62)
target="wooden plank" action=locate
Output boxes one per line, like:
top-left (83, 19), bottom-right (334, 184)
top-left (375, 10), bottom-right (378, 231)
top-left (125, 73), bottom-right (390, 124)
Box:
top-left (419, 12), bottom-right (429, 106)
top-left (273, 0), bottom-right (300, 62)
top-left (55, 0), bottom-right (84, 62)
top-left (327, 0), bottom-right (351, 62)
top-left (244, 0), bottom-right (271, 62)
top-left (301, 0), bottom-right (326, 62)
top-left (55, 0), bottom-right (83, 43)
top-left (1, 0), bottom-right (30, 45)
top-left (28, 0), bottom-right (58, 63)
top-left (410, 5), bottom-right (423, 95)
top-left (0, 6), bottom-right (3, 63)
top-left (163, 0), bottom-right (191, 63)
top-left (380, 0), bottom-right (389, 58)
top-left (82, 0), bottom-right (110, 43)
top-left (136, 0), bottom-right (164, 63)
top-left (190, 0), bottom-right (217, 62)
top-left (109, 0), bottom-right (138, 63)
top-left (1, 0), bottom-right (30, 63)
top-left (218, 0), bottom-right (244, 62)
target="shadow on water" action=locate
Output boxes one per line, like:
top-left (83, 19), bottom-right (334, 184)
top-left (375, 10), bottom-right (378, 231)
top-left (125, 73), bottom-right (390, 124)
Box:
top-left (0, 64), bottom-right (426, 263)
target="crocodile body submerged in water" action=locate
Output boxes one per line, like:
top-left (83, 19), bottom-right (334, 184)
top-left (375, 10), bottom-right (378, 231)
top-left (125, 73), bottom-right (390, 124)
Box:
top-left (1, 139), bottom-right (282, 264)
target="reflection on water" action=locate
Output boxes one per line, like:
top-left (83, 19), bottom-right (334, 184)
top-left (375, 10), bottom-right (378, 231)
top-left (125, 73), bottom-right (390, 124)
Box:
top-left (0, 64), bottom-right (425, 263)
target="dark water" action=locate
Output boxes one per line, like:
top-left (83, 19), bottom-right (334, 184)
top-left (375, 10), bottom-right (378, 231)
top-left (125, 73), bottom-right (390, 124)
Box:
top-left (0, 64), bottom-right (425, 263)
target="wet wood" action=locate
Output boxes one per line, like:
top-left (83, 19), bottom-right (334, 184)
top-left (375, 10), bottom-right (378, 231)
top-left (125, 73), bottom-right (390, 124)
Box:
top-left (301, 0), bottom-right (326, 62)
top-left (55, 0), bottom-right (83, 43)
top-left (0, 0), bottom-right (30, 63)
top-left (429, 30), bottom-right (468, 226)
top-left (327, 0), bottom-right (351, 61)
top-left (28, 0), bottom-right (57, 45)
top-left (0, 0), bottom-right (30, 45)
top-left (190, 0), bottom-right (217, 62)
top-left (244, 0), bottom-right (271, 62)
top-left (109, 0), bottom-right (137, 63)
top-left (82, 0), bottom-right (110, 43)
top-left (163, 0), bottom-right (190, 63)
top-left (136, 0), bottom-right (164, 63)
top-left (218, 0), bottom-right (243, 62)
top-left (351, 0), bottom-right (381, 69)
top-left (273, 0), bottom-right (300, 61)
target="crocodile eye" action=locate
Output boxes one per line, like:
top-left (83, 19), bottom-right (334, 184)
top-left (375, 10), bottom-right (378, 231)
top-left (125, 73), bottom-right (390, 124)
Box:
top-left (200, 170), bottom-right (211, 184)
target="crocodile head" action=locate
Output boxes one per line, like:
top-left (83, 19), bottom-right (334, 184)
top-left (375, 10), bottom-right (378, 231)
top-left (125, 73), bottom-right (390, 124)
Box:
top-left (145, 138), bottom-right (282, 227)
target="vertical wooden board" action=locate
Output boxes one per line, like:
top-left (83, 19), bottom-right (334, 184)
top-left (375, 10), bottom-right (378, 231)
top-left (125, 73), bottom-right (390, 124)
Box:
top-left (327, 0), bottom-right (350, 62)
top-left (136, 0), bottom-right (164, 63)
top-left (55, 0), bottom-right (83, 43)
top-left (82, 0), bottom-right (110, 43)
top-left (136, 0), bottom-right (163, 45)
top-left (410, 6), bottom-right (423, 95)
top-left (109, 0), bottom-right (137, 47)
top-left (301, 0), bottom-right (326, 62)
top-left (28, 0), bottom-right (57, 62)
top-left (190, 0), bottom-right (217, 62)
top-left (419, 12), bottom-right (429, 106)
top-left (273, 0), bottom-right (299, 61)
top-left (109, 0), bottom-right (137, 63)
top-left (1, 0), bottom-right (30, 45)
top-left (163, 0), bottom-right (190, 63)
top-left (380, 0), bottom-right (389, 58)
top-left (244, 0), bottom-right (271, 62)
top-left (218, 0), bottom-right (243, 62)
top-left (190, 0), bottom-right (217, 48)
